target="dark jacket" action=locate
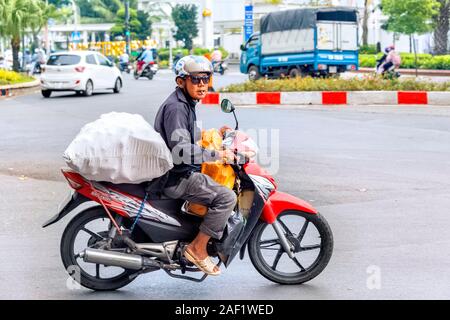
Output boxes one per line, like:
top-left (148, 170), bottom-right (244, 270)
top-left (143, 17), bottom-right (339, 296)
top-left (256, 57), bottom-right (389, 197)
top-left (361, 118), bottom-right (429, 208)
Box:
top-left (154, 87), bottom-right (221, 187)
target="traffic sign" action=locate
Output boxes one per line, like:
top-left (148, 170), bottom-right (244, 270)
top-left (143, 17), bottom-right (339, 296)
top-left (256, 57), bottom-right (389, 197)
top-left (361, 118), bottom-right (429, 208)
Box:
top-left (244, 5), bottom-right (253, 42)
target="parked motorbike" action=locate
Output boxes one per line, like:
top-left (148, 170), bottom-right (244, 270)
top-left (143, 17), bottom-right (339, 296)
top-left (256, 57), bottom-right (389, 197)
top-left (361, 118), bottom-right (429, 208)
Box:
top-left (43, 99), bottom-right (333, 290)
top-left (213, 60), bottom-right (228, 75)
top-left (134, 61), bottom-right (156, 80)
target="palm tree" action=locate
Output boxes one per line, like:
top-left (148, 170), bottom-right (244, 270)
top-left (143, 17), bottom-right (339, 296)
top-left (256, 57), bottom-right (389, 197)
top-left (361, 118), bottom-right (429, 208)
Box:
top-left (0, 0), bottom-right (44, 71)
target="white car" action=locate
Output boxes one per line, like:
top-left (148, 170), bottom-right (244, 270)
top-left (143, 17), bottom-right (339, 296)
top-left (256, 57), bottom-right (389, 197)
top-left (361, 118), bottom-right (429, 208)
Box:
top-left (40, 51), bottom-right (123, 98)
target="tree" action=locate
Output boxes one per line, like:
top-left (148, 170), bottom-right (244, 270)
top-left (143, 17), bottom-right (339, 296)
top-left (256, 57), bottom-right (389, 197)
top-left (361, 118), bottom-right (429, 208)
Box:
top-left (111, 7), bottom-right (139, 39)
top-left (171, 4), bottom-right (198, 50)
top-left (362, 0), bottom-right (373, 46)
top-left (76, 0), bottom-right (121, 22)
top-left (381, 0), bottom-right (440, 75)
top-left (136, 10), bottom-right (152, 40)
top-left (433, 0), bottom-right (450, 54)
top-left (0, 0), bottom-right (45, 71)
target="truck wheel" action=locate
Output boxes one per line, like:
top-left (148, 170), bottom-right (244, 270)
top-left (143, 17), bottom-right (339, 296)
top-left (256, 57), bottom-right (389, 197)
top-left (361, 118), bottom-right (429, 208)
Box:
top-left (289, 68), bottom-right (302, 78)
top-left (248, 66), bottom-right (261, 81)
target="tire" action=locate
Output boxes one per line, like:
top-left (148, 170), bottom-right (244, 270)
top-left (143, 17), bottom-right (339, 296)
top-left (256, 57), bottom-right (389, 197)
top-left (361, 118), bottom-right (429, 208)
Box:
top-left (41, 90), bottom-right (52, 98)
top-left (288, 68), bottom-right (300, 78)
top-left (248, 65), bottom-right (261, 81)
top-left (133, 71), bottom-right (139, 80)
top-left (83, 80), bottom-right (93, 97)
top-left (220, 68), bottom-right (225, 75)
top-left (147, 70), bottom-right (154, 80)
top-left (60, 207), bottom-right (136, 291)
top-left (248, 210), bottom-right (333, 285)
top-left (113, 78), bottom-right (122, 93)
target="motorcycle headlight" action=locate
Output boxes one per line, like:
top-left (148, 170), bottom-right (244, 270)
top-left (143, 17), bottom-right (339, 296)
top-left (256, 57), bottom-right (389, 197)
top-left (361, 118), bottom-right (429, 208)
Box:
top-left (248, 174), bottom-right (275, 200)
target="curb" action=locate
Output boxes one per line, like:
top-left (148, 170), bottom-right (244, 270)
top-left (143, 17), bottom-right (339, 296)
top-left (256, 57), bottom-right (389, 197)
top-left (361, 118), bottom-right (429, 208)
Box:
top-left (0, 79), bottom-right (40, 98)
top-left (202, 91), bottom-right (450, 106)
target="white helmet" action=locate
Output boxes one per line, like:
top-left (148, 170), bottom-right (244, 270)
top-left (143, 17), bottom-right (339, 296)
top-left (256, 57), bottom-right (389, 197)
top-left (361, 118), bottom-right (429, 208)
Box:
top-left (175, 55), bottom-right (213, 79)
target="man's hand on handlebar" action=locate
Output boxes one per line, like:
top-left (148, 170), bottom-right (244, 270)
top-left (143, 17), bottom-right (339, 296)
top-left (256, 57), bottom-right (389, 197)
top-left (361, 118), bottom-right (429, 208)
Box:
top-left (218, 148), bottom-right (237, 164)
top-left (219, 125), bottom-right (233, 136)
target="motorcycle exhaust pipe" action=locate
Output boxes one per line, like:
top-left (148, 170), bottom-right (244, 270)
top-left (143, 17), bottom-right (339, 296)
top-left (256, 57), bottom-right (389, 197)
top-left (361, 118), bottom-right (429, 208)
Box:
top-left (81, 248), bottom-right (161, 270)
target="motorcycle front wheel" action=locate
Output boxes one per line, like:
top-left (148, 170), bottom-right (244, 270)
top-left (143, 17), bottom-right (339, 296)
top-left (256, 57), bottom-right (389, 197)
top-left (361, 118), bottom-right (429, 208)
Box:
top-left (60, 207), bottom-right (137, 291)
top-left (248, 210), bottom-right (333, 285)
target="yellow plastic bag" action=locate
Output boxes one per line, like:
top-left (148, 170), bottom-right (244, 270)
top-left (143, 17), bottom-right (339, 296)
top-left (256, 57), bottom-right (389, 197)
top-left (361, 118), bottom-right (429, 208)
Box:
top-left (199, 129), bottom-right (236, 190)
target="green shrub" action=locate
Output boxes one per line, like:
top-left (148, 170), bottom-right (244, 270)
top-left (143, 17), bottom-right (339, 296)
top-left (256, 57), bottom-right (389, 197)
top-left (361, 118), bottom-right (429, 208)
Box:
top-left (218, 46), bottom-right (229, 59)
top-left (159, 60), bottom-right (169, 68)
top-left (220, 76), bottom-right (450, 92)
top-left (0, 70), bottom-right (34, 85)
top-left (193, 47), bottom-right (211, 56)
top-left (359, 44), bottom-right (378, 54)
top-left (157, 48), bottom-right (189, 62)
top-left (359, 53), bottom-right (450, 70)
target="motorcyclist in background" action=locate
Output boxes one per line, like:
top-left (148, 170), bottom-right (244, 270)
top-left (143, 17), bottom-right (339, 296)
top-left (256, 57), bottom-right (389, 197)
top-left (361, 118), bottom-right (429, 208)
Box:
top-left (377, 45), bottom-right (401, 76)
top-left (136, 46), bottom-right (153, 74)
top-left (119, 50), bottom-right (130, 72)
top-left (211, 46), bottom-right (222, 70)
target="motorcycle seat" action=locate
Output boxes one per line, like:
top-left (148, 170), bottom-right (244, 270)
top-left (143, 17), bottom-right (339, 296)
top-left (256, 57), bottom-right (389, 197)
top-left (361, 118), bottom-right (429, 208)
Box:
top-left (102, 181), bottom-right (172, 201)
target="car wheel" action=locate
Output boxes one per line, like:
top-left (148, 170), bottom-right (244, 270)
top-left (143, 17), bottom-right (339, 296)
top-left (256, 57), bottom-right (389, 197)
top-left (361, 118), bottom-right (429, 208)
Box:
top-left (113, 78), bottom-right (122, 93)
top-left (84, 80), bottom-right (93, 97)
top-left (41, 90), bottom-right (52, 98)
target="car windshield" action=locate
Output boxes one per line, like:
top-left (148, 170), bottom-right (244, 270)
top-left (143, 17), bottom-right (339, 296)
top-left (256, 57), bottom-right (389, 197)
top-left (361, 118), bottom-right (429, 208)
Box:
top-left (47, 55), bottom-right (81, 66)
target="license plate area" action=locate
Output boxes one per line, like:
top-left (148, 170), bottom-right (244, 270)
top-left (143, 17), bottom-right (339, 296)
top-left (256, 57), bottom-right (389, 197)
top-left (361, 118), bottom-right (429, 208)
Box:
top-left (329, 66), bottom-right (337, 73)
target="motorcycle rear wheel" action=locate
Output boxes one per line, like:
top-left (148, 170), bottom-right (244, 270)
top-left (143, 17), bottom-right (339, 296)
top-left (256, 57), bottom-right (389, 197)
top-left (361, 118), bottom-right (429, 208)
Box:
top-left (248, 210), bottom-right (333, 285)
top-left (60, 207), bottom-right (137, 291)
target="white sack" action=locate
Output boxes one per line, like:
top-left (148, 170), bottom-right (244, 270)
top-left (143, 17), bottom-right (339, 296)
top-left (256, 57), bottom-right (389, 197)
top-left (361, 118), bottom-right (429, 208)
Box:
top-left (63, 112), bottom-right (173, 184)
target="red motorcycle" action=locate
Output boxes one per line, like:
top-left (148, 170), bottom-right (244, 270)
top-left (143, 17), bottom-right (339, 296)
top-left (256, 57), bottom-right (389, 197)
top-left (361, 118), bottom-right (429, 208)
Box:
top-left (42, 99), bottom-right (333, 291)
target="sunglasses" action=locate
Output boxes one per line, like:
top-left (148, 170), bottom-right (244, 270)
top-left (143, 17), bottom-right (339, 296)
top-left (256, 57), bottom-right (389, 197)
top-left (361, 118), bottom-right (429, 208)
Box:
top-left (188, 75), bottom-right (211, 85)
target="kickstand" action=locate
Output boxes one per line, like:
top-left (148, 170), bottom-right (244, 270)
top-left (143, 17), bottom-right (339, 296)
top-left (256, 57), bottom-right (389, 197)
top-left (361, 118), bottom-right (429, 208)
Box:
top-left (163, 260), bottom-right (223, 283)
top-left (163, 269), bottom-right (209, 283)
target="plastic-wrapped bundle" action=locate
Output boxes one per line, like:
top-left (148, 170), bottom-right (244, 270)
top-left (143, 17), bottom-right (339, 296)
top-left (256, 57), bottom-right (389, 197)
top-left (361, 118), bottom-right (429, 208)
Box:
top-left (63, 112), bottom-right (173, 184)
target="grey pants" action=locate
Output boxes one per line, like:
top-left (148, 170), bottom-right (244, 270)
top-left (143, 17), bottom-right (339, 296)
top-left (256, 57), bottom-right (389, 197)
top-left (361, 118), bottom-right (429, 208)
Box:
top-left (163, 172), bottom-right (237, 239)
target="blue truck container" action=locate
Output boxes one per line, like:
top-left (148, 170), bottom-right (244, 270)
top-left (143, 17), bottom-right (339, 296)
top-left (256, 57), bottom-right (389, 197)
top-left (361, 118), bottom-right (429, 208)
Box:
top-left (240, 7), bottom-right (359, 80)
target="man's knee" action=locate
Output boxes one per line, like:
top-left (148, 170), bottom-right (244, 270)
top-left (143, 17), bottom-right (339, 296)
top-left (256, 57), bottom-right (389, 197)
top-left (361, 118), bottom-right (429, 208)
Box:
top-left (218, 187), bottom-right (237, 209)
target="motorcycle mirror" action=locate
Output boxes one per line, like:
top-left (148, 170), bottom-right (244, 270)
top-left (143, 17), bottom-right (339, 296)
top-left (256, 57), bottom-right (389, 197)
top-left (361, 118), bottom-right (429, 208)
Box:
top-left (240, 44), bottom-right (247, 51)
top-left (221, 99), bottom-right (235, 113)
top-left (221, 99), bottom-right (239, 130)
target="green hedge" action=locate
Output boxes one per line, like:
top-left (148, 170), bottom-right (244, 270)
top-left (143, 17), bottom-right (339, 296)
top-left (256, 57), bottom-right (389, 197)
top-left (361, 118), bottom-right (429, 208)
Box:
top-left (157, 48), bottom-right (189, 62)
top-left (359, 53), bottom-right (450, 70)
top-left (359, 45), bottom-right (378, 54)
top-left (220, 76), bottom-right (450, 92)
top-left (157, 47), bottom-right (229, 62)
top-left (0, 70), bottom-right (35, 85)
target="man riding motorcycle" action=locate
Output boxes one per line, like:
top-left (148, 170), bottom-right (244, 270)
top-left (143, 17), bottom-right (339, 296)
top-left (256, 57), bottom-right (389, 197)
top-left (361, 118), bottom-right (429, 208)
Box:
top-left (376, 45), bottom-right (401, 76)
top-left (154, 55), bottom-right (237, 276)
top-left (136, 46), bottom-right (154, 74)
top-left (119, 50), bottom-right (130, 73)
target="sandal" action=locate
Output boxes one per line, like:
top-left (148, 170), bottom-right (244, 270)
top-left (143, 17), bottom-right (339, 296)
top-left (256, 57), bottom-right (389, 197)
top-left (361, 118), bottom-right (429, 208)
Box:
top-left (184, 247), bottom-right (221, 276)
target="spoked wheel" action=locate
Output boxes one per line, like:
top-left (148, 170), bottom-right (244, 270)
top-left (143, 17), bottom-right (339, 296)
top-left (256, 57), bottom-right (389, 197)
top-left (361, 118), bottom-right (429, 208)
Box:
top-left (248, 210), bottom-right (333, 285)
top-left (60, 207), bottom-right (136, 291)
